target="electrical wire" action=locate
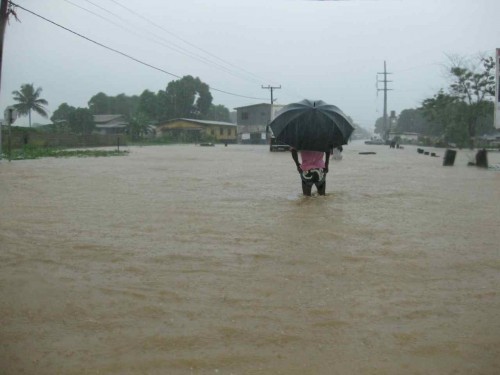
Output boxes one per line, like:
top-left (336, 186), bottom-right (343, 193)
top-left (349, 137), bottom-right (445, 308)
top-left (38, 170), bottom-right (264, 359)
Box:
top-left (67, 0), bottom-right (265, 85)
top-left (105, 0), bottom-right (273, 86)
top-left (9, 1), bottom-right (268, 101)
top-left (76, 1), bottom-right (299, 103)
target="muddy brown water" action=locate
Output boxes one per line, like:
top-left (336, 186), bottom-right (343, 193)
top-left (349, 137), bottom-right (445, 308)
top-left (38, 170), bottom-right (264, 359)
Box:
top-left (1, 142), bottom-right (499, 374)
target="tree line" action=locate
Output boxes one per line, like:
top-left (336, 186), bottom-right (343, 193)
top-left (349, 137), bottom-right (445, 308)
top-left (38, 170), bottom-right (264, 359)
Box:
top-left (374, 54), bottom-right (497, 148)
top-left (12, 53), bottom-right (496, 147)
top-left (11, 75), bottom-right (232, 140)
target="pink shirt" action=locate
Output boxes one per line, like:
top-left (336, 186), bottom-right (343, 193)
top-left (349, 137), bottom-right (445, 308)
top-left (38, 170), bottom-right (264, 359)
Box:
top-left (300, 150), bottom-right (325, 171)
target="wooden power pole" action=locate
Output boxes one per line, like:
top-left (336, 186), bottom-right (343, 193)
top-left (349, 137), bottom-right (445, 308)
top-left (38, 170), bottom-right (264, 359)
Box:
top-left (0, 0), bottom-right (11, 93)
top-left (262, 85), bottom-right (281, 139)
top-left (262, 84), bottom-right (281, 106)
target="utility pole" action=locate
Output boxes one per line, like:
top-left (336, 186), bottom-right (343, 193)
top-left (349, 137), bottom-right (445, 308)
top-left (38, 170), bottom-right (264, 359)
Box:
top-left (377, 61), bottom-right (393, 141)
top-left (262, 84), bottom-right (281, 106)
top-left (0, 0), bottom-right (15, 93)
top-left (0, 0), bottom-right (7, 160)
top-left (262, 85), bottom-right (281, 141)
top-left (0, 0), bottom-right (8, 92)
top-left (3, 106), bottom-right (16, 161)
top-left (1, 1), bottom-right (18, 160)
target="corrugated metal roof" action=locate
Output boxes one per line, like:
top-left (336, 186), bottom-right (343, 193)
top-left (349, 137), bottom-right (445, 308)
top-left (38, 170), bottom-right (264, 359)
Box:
top-left (233, 103), bottom-right (269, 110)
top-left (95, 124), bottom-right (127, 129)
top-left (93, 114), bottom-right (124, 123)
top-left (159, 118), bottom-right (237, 127)
top-left (233, 103), bottom-right (285, 110)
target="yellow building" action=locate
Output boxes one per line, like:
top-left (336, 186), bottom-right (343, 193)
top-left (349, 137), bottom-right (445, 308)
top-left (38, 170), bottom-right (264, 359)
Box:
top-left (156, 118), bottom-right (237, 143)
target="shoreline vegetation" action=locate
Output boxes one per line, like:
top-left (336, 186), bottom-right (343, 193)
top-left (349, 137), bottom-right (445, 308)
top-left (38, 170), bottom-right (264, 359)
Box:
top-left (1, 140), bottom-right (499, 161)
top-left (1, 146), bottom-right (129, 160)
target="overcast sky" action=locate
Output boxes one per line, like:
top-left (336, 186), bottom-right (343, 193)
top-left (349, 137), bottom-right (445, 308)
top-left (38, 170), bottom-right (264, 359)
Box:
top-left (2, 0), bottom-right (500, 131)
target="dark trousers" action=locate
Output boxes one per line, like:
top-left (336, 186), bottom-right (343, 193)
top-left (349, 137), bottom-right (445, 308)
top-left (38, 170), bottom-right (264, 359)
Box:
top-left (300, 169), bottom-right (326, 196)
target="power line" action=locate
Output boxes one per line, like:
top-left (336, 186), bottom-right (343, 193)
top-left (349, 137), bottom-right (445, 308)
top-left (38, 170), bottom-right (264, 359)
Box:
top-left (105, 0), bottom-right (271, 86)
top-left (8, 1), bottom-right (268, 101)
top-left (84, 1), bottom-right (297, 104)
top-left (67, 0), bottom-right (264, 85)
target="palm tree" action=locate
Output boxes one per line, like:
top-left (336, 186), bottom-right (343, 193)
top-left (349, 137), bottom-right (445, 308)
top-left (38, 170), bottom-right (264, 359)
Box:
top-left (12, 83), bottom-right (49, 127)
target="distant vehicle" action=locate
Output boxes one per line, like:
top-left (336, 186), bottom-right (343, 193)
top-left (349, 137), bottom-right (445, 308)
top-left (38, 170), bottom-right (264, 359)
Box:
top-left (364, 138), bottom-right (385, 145)
top-left (269, 137), bottom-right (290, 152)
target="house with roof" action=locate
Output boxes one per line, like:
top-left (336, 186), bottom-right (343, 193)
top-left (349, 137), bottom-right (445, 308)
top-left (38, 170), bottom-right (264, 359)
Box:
top-left (156, 118), bottom-right (237, 143)
top-left (93, 114), bottom-right (128, 135)
top-left (388, 131), bottom-right (420, 143)
top-left (234, 103), bottom-right (284, 144)
top-left (478, 130), bottom-right (500, 148)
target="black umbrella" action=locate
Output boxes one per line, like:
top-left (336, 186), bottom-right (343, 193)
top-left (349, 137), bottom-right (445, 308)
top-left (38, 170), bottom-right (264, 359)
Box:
top-left (269, 99), bottom-right (354, 152)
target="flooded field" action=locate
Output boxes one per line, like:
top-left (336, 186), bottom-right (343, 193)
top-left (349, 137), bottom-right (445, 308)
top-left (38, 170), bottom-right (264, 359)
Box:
top-left (1, 142), bottom-right (499, 374)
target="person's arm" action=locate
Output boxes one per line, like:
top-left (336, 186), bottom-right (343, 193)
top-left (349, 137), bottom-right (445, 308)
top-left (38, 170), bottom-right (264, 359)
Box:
top-left (291, 149), bottom-right (302, 173)
top-left (324, 151), bottom-right (330, 173)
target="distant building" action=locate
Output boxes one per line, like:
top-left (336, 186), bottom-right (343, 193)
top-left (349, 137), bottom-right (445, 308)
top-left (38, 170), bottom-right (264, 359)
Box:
top-left (234, 103), bottom-right (284, 144)
top-left (388, 131), bottom-right (420, 143)
top-left (156, 118), bottom-right (237, 143)
top-left (478, 131), bottom-right (500, 147)
top-left (93, 115), bottom-right (128, 135)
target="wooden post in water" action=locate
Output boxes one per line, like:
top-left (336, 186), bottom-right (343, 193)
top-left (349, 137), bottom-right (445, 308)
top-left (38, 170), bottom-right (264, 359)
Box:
top-left (443, 149), bottom-right (456, 166)
top-left (475, 149), bottom-right (488, 168)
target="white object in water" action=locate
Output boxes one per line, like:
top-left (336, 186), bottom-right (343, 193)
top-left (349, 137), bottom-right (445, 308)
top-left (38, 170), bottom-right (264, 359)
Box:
top-left (332, 148), bottom-right (343, 160)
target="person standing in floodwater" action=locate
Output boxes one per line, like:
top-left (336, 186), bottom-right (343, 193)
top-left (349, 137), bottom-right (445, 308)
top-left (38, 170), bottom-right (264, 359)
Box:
top-left (291, 148), bottom-right (330, 196)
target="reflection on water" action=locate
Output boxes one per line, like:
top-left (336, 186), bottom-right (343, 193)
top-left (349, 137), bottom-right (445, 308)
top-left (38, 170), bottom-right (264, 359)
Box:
top-left (1, 142), bottom-right (499, 374)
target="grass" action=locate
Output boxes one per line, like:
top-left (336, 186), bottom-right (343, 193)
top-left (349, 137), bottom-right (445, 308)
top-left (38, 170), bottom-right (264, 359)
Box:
top-left (2, 146), bottom-right (129, 160)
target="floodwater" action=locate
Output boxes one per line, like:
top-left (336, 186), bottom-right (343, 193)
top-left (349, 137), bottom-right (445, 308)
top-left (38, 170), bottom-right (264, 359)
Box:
top-left (1, 142), bottom-right (499, 374)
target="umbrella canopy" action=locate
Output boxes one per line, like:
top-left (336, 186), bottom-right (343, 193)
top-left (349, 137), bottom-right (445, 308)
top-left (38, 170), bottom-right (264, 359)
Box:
top-left (269, 99), bottom-right (354, 152)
